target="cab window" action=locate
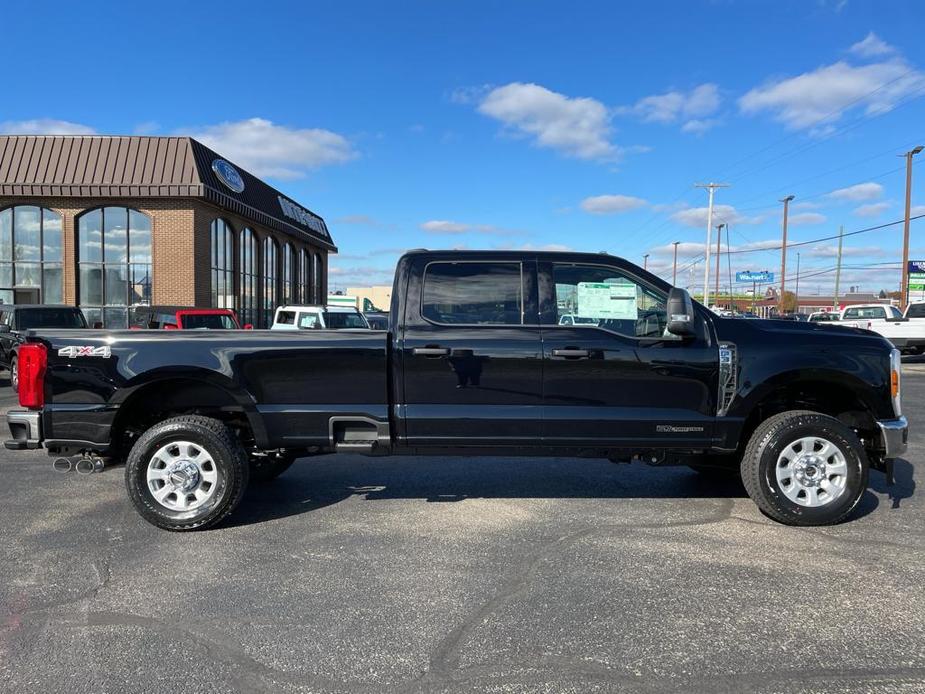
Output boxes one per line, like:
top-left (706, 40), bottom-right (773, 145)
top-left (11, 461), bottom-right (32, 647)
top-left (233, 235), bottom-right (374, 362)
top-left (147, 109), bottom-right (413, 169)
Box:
top-left (276, 310), bottom-right (296, 325)
top-left (552, 264), bottom-right (672, 339)
top-left (422, 261), bottom-right (523, 325)
top-left (298, 312), bottom-right (321, 329)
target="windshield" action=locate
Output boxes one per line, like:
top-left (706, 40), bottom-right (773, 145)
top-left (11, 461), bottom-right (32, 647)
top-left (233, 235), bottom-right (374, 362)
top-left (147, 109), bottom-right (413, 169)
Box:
top-left (17, 308), bottom-right (87, 330)
top-left (180, 313), bottom-right (237, 329)
top-left (323, 311), bottom-right (369, 329)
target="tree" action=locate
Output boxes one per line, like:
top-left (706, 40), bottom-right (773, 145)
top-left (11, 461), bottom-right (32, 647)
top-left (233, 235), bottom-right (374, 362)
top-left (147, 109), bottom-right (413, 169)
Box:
top-left (779, 290), bottom-right (797, 314)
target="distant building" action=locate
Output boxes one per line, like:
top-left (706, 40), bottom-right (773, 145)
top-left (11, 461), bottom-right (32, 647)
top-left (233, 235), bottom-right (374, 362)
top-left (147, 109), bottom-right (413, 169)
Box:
top-left (346, 285), bottom-right (393, 312)
top-left (0, 135), bottom-right (336, 327)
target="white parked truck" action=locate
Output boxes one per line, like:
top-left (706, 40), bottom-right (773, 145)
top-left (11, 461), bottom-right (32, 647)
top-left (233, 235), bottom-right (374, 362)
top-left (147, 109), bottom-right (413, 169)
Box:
top-left (838, 303), bottom-right (925, 354)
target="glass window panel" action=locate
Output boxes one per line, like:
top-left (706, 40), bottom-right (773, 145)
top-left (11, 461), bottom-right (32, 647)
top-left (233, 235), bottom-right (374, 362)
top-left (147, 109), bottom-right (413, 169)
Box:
top-left (105, 266), bottom-right (128, 305)
top-left (13, 206), bottom-right (41, 261)
top-left (79, 209), bottom-right (103, 263)
top-left (104, 307), bottom-right (128, 329)
top-left (42, 209), bottom-right (62, 262)
top-left (82, 308), bottom-right (102, 329)
top-left (104, 207), bottom-right (128, 264)
top-left (42, 265), bottom-right (63, 304)
top-left (422, 262), bottom-right (523, 325)
top-left (79, 265), bottom-right (103, 305)
top-left (15, 262), bottom-right (40, 287)
top-left (129, 264), bottom-right (151, 305)
top-left (129, 210), bottom-right (151, 263)
top-left (0, 263), bottom-right (11, 288)
top-left (0, 289), bottom-right (13, 306)
top-left (0, 209), bottom-right (12, 262)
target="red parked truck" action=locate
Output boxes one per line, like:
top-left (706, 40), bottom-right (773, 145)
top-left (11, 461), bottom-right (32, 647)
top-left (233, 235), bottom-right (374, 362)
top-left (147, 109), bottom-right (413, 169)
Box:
top-left (129, 306), bottom-right (250, 330)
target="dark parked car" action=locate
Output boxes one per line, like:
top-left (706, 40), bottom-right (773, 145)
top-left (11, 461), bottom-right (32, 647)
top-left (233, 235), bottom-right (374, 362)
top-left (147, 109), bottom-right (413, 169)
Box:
top-left (0, 305), bottom-right (87, 391)
top-left (363, 312), bottom-right (390, 330)
top-left (130, 306), bottom-right (247, 330)
top-left (4, 250), bottom-right (907, 531)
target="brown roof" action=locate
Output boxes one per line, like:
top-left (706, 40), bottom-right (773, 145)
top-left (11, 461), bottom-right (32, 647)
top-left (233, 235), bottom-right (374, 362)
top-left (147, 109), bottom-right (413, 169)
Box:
top-left (0, 135), bottom-right (335, 250)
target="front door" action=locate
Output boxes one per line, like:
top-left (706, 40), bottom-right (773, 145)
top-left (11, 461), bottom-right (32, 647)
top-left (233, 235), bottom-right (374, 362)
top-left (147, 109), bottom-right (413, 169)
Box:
top-left (400, 257), bottom-right (543, 447)
top-left (539, 260), bottom-right (717, 448)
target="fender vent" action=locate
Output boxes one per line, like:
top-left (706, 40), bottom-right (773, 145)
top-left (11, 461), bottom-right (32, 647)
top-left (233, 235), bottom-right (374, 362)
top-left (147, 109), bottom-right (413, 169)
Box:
top-left (717, 343), bottom-right (737, 417)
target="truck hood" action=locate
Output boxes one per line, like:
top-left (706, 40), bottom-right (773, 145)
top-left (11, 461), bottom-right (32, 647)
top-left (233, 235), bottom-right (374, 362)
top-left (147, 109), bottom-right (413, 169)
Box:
top-left (713, 315), bottom-right (894, 349)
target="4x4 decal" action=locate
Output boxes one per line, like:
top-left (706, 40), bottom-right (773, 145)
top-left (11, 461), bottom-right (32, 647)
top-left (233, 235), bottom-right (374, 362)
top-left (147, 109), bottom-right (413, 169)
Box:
top-left (57, 346), bottom-right (111, 358)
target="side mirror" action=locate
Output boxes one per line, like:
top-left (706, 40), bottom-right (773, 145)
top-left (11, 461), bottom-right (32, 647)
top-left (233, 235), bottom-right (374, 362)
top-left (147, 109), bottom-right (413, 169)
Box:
top-left (243, 323), bottom-right (253, 330)
top-left (92, 322), bottom-right (103, 329)
top-left (666, 287), bottom-right (696, 337)
top-left (0, 324), bottom-right (10, 334)
top-left (163, 323), bottom-right (179, 330)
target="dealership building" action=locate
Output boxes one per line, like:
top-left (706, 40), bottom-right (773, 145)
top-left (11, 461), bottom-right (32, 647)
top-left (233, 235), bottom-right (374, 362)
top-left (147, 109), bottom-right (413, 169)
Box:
top-left (0, 135), bottom-right (335, 327)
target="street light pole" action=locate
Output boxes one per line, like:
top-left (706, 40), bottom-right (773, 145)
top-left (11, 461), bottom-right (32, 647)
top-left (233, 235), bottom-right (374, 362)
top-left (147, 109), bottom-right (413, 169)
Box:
top-left (795, 252), bottom-right (801, 314)
top-left (715, 223), bottom-right (724, 305)
top-left (779, 195), bottom-right (794, 310)
top-left (901, 146), bottom-right (923, 309)
top-left (695, 182), bottom-right (729, 307)
top-left (672, 241), bottom-right (680, 285)
top-left (643, 253), bottom-right (650, 271)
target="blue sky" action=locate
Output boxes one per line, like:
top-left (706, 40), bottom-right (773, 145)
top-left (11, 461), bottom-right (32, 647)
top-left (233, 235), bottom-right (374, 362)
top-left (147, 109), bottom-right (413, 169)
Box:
top-left (4, 0), bottom-right (925, 296)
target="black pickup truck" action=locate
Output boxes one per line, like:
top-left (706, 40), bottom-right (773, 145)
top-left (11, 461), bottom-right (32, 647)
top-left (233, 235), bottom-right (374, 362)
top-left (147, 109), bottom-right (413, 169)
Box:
top-left (4, 250), bottom-right (907, 530)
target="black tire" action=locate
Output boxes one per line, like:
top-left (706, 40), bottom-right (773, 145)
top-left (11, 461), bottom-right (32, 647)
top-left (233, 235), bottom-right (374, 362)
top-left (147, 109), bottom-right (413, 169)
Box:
top-left (740, 410), bottom-right (868, 526)
top-left (249, 451), bottom-right (297, 484)
top-left (125, 415), bottom-right (249, 531)
top-left (10, 355), bottom-right (17, 392)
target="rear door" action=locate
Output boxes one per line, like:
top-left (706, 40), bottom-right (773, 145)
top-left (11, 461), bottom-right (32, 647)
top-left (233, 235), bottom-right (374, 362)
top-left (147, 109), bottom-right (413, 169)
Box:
top-left (399, 256), bottom-right (543, 446)
top-left (539, 260), bottom-right (717, 447)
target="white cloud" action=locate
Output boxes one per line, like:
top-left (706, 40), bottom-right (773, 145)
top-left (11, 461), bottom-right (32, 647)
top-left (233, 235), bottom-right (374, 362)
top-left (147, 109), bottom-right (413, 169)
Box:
top-left (853, 201), bottom-right (891, 217)
top-left (580, 194), bottom-right (647, 215)
top-left (849, 32), bottom-right (895, 58)
top-left (680, 118), bottom-right (721, 135)
top-left (185, 117), bottom-right (356, 179)
top-left (738, 58), bottom-right (925, 131)
top-left (420, 220), bottom-right (517, 236)
top-left (0, 118), bottom-right (95, 135)
top-left (806, 244), bottom-right (882, 258)
top-left (911, 205), bottom-right (925, 216)
top-left (476, 82), bottom-right (617, 160)
top-left (789, 212), bottom-right (827, 225)
top-left (826, 181), bottom-right (884, 201)
top-left (619, 84), bottom-right (721, 129)
top-left (670, 204), bottom-right (764, 228)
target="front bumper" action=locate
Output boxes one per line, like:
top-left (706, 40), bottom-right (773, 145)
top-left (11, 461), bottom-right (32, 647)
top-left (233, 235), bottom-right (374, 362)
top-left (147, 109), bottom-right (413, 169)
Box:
top-left (877, 416), bottom-right (908, 459)
top-left (5, 409), bottom-right (42, 450)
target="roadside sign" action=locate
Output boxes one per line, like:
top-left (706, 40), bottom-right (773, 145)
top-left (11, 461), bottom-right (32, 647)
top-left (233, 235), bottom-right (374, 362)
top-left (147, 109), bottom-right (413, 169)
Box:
top-left (909, 261), bottom-right (925, 301)
top-left (736, 271), bottom-right (774, 282)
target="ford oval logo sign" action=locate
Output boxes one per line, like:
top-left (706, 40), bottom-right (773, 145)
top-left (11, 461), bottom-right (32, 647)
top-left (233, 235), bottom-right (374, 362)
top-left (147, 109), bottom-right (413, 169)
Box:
top-left (211, 159), bottom-right (245, 194)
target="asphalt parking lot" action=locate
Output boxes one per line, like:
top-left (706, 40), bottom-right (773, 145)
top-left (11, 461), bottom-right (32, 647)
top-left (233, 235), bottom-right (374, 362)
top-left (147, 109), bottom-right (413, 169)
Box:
top-left (0, 369), bottom-right (923, 694)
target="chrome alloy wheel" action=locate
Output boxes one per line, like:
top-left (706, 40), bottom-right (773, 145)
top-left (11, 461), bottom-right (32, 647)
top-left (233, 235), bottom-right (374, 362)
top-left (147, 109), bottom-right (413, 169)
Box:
top-left (146, 441), bottom-right (219, 512)
top-left (775, 436), bottom-right (848, 508)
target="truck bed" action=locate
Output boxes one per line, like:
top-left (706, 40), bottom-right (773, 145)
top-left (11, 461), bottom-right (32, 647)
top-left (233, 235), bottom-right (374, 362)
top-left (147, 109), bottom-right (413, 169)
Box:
top-left (31, 329), bottom-right (390, 450)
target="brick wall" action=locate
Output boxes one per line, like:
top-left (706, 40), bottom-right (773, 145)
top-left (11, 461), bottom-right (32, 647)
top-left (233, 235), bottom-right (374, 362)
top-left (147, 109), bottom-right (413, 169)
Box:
top-left (0, 197), bottom-right (330, 322)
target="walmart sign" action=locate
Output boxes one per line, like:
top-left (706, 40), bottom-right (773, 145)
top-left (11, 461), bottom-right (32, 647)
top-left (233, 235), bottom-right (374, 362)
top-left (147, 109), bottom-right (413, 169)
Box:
top-left (736, 271), bottom-right (774, 282)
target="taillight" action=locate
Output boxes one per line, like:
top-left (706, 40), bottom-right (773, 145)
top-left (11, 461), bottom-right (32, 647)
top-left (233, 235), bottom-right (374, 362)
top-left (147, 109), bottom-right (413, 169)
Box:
top-left (18, 343), bottom-right (47, 409)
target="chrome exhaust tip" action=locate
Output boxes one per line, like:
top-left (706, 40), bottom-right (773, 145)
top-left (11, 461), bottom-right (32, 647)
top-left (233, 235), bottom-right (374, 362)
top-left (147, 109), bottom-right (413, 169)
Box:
top-left (75, 458), bottom-right (95, 475)
top-left (52, 457), bottom-right (73, 473)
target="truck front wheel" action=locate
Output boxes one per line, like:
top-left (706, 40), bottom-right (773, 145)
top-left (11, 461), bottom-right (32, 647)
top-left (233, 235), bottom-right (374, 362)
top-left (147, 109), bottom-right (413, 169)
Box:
top-left (125, 415), bottom-right (249, 531)
top-left (741, 410), bottom-right (868, 526)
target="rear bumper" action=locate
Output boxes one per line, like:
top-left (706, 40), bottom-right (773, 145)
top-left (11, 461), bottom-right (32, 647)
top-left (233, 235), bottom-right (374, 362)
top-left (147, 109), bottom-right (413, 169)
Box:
top-left (5, 409), bottom-right (43, 450)
top-left (877, 416), bottom-right (908, 459)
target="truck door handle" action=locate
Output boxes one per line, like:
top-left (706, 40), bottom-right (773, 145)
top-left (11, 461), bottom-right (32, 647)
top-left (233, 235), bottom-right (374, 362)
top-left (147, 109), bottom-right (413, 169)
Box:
top-left (413, 346), bottom-right (451, 357)
top-left (552, 348), bottom-right (590, 358)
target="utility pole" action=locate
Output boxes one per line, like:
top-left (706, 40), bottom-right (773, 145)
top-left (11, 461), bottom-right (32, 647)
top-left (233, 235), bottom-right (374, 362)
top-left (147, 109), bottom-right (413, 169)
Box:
top-left (779, 195), bottom-right (794, 308)
top-left (715, 223), bottom-right (724, 305)
top-left (643, 253), bottom-right (650, 270)
top-left (833, 225), bottom-right (844, 311)
top-left (726, 225), bottom-right (734, 310)
top-left (672, 241), bottom-right (680, 285)
top-left (795, 252), bottom-right (801, 313)
top-left (696, 182), bottom-right (729, 307)
top-left (901, 146), bottom-right (923, 309)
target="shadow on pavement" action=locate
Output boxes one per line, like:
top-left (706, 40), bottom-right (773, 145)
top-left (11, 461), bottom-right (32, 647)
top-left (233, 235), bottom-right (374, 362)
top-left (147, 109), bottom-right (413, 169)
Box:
top-left (869, 459), bottom-right (916, 509)
top-left (228, 455), bottom-right (745, 528)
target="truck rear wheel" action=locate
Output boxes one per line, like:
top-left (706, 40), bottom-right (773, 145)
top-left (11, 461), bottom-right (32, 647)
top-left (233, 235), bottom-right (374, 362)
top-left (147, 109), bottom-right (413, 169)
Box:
top-left (125, 415), bottom-right (249, 531)
top-left (740, 410), bottom-right (868, 526)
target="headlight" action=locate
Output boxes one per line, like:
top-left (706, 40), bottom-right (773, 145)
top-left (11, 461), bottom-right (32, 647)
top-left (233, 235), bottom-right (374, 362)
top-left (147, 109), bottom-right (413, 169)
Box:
top-left (891, 348), bottom-right (902, 417)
